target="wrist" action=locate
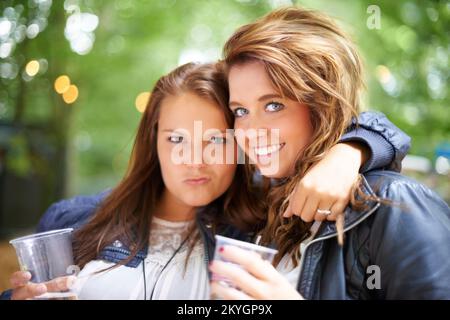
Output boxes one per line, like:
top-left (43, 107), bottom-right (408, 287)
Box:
top-left (333, 142), bottom-right (367, 169)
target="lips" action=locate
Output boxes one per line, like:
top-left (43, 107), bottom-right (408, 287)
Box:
top-left (184, 177), bottom-right (210, 185)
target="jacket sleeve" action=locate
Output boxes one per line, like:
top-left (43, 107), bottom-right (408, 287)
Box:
top-left (36, 189), bottom-right (110, 232)
top-left (0, 289), bottom-right (12, 300)
top-left (369, 177), bottom-right (450, 299)
top-left (340, 111), bottom-right (411, 173)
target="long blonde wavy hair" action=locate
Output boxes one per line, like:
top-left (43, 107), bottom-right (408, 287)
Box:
top-left (223, 7), bottom-right (367, 266)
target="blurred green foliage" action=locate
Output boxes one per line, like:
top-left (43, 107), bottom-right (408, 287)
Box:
top-left (0, 0), bottom-right (448, 202)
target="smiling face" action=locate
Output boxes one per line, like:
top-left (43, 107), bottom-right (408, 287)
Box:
top-left (228, 60), bottom-right (314, 179)
top-left (157, 91), bottom-right (237, 208)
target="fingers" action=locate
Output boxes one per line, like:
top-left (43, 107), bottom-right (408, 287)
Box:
top-left (286, 182), bottom-right (350, 223)
top-left (284, 179), bottom-right (330, 222)
top-left (335, 213), bottom-right (345, 246)
top-left (44, 276), bottom-right (77, 292)
top-left (283, 186), bottom-right (305, 218)
top-left (10, 271), bottom-right (32, 288)
top-left (210, 281), bottom-right (253, 300)
top-left (10, 271), bottom-right (46, 300)
top-left (11, 282), bottom-right (47, 300)
top-left (328, 197), bottom-right (349, 221)
top-left (313, 197), bottom-right (336, 222)
top-left (10, 273), bottom-right (77, 300)
top-left (216, 245), bottom-right (279, 281)
top-left (282, 202), bottom-right (293, 218)
top-left (209, 260), bottom-right (264, 298)
top-left (298, 192), bottom-right (320, 222)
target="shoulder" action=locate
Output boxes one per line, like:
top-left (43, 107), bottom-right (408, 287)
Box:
top-left (364, 170), bottom-right (448, 209)
top-left (361, 170), bottom-right (450, 260)
top-left (36, 189), bottom-right (112, 232)
top-left (358, 171), bottom-right (450, 298)
top-left (362, 170), bottom-right (450, 230)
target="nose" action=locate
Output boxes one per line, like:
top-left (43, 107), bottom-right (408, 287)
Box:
top-left (185, 140), bottom-right (208, 168)
top-left (243, 114), bottom-right (272, 145)
top-left (186, 162), bottom-right (206, 169)
top-left (240, 111), bottom-right (267, 132)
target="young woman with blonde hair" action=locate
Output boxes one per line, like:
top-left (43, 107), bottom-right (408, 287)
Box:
top-left (210, 6), bottom-right (450, 300)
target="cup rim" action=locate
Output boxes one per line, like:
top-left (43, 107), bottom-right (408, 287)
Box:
top-left (9, 228), bottom-right (74, 245)
top-left (214, 235), bottom-right (278, 254)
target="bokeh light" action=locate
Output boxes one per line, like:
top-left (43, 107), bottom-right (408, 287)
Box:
top-left (135, 92), bottom-right (150, 113)
top-left (54, 75), bottom-right (71, 94)
top-left (375, 65), bottom-right (399, 96)
top-left (25, 60), bottom-right (40, 77)
top-left (64, 4), bottom-right (99, 56)
top-left (62, 84), bottom-right (79, 104)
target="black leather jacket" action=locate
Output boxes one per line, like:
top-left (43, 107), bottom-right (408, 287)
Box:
top-left (199, 171), bottom-right (450, 299)
top-left (294, 170), bottom-right (450, 299)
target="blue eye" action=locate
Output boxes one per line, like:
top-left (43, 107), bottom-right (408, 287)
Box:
top-left (233, 107), bottom-right (249, 118)
top-left (210, 136), bottom-right (227, 144)
top-left (168, 136), bottom-right (183, 143)
top-left (265, 102), bottom-right (284, 112)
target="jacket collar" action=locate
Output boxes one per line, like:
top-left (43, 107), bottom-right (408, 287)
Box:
top-left (99, 204), bottom-right (218, 265)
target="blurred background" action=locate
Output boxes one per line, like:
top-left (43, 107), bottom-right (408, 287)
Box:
top-left (0, 0), bottom-right (448, 292)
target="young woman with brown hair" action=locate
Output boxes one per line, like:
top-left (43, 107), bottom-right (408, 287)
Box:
top-left (6, 62), bottom-right (257, 299)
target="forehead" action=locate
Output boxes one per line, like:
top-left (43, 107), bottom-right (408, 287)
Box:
top-left (228, 60), bottom-right (278, 100)
top-left (158, 92), bottom-right (228, 131)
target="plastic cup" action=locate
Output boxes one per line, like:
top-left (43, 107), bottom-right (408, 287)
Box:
top-left (9, 228), bottom-right (78, 300)
top-left (211, 235), bottom-right (278, 290)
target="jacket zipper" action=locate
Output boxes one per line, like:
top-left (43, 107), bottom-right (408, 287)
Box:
top-left (298, 202), bottom-right (381, 295)
top-left (101, 246), bottom-right (147, 259)
top-left (202, 233), bottom-right (210, 268)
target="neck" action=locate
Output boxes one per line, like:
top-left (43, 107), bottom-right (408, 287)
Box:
top-left (154, 189), bottom-right (196, 222)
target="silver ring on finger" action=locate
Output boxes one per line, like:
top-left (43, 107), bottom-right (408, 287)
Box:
top-left (316, 209), bottom-right (332, 216)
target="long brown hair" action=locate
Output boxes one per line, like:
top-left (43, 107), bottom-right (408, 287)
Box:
top-left (223, 7), bottom-right (371, 266)
top-left (73, 62), bottom-right (264, 269)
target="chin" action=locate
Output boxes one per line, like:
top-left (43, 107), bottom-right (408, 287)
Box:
top-left (183, 195), bottom-right (215, 207)
top-left (257, 163), bottom-right (290, 179)
top-left (259, 170), bottom-right (284, 179)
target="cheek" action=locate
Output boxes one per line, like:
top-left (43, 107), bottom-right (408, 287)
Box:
top-left (157, 141), bottom-right (179, 187)
top-left (158, 159), bottom-right (175, 190)
top-left (157, 141), bottom-right (169, 170)
top-left (283, 106), bottom-right (313, 148)
top-left (233, 122), bottom-right (250, 155)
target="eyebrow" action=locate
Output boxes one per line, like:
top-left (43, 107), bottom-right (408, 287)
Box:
top-left (162, 129), bottom-right (228, 133)
top-left (229, 93), bottom-right (283, 107)
top-left (161, 129), bottom-right (187, 134)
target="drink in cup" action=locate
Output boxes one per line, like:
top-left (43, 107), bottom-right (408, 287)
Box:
top-left (9, 228), bottom-right (78, 300)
